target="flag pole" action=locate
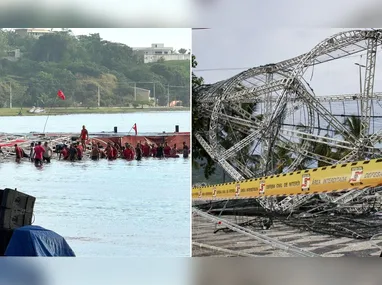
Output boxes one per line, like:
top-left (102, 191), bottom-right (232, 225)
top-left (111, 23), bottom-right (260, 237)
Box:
top-left (128, 123), bottom-right (137, 135)
top-left (42, 95), bottom-right (59, 134)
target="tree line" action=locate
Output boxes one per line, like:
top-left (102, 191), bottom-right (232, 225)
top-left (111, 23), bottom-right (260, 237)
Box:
top-left (0, 29), bottom-right (190, 108)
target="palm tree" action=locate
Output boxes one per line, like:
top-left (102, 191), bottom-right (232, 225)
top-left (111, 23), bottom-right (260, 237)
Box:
top-left (343, 115), bottom-right (361, 139)
top-left (334, 115), bottom-right (372, 159)
top-left (295, 123), bottom-right (337, 168)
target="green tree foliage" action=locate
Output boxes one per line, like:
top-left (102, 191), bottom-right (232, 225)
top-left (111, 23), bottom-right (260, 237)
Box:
top-left (0, 29), bottom-right (190, 107)
top-left (192, 55), bottom-right (216, 180)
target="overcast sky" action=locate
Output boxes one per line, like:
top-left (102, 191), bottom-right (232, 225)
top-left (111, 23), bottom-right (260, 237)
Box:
top-left (192, 28), bottom-right (382, 96)
top-left (70, 28), bottom-right (191, 51)
top-left (192, 0), bottom-right (382, 28)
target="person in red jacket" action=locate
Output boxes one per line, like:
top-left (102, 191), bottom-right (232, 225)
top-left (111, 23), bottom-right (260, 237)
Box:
top-left (112, 143), bottom-right (118, 159)
top-left (123, 145), bottom-right (134, 160)
top-left (14, 144), bottom-right (23, 163)
top-left (80, 125), bottom-right (89, 150)
top-left (122, 147), bottom-right (129, 160)
top-left (60, 145), bottom-right (69, 160)
top-left (33, 142), bottom-right (44, 167)
top-left (76, 143), bottom-right (83, 160)
top-left (163, 142), bottom-right (171, 157)
top-left (105, 143), bottom-right (113, 160)
top-left (142, 142), bottom-right (150, 157)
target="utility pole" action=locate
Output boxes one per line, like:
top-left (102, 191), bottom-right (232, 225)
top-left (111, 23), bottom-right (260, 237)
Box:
top-left (97, 85), bottom-right (100, 107)
top-left (153, 83), bottom-right (156, 106)
top-left (134, 82), bottom-right (137, 101)
top-left (9, 82), bottom-right (12, 108)
top-left (355, 55), bottom-right (365, 95)
top-left (127, 82), bottom-right (158, 105)
top-left (167, 84), bottom-right (170, 107)
top-left (355, 57), bottom-right (366, 119)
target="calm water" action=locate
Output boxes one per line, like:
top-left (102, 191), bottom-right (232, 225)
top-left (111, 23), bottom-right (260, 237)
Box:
top-left (0, 111), bottom-right (190, 133)
top-left (0, 112), bottom-right (191, 257)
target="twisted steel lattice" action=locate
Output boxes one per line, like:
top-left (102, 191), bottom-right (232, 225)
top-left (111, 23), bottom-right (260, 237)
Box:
top-left (194, 29), bottom-right (382, 212)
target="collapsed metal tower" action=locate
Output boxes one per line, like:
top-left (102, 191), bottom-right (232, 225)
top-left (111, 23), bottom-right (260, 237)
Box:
top-left (194, 29), bottom-right (382, 213)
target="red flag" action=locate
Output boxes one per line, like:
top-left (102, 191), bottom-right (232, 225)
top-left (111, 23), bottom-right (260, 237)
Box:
top-left (132, 123), bottom-right (137, 135)
top-left (57, 90), bottom-right (65, 100)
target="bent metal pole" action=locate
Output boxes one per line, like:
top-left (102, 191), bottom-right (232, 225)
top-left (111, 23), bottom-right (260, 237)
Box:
top-left (193, 208), bottom-right (320, 257)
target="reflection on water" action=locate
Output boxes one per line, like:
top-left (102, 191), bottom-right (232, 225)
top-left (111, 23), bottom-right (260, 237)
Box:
top-left (0, 154), bottom-right (190, 257)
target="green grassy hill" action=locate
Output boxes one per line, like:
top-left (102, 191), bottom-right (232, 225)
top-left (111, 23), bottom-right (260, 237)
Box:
top-left (0, 29), bottom-right (190, 109)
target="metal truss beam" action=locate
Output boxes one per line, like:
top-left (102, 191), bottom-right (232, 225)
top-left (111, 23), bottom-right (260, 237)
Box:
top-left (361, 37), bottom-right (378, 140)
top-left (193, 208), bottom-right (320, 257)
top-left (220, 129), bottom-right (262, 161)
top-left (294, 84), bottom-right (359, 143)
top-left (332, 188), bottom-right (370, 204)
top-left (206, 29), bottom-right (382, 99)
top-left (202, 91), bottom-right (382, 105)
top-left (261, 72), bottom-right (275, 174)
top-left (280, 128), bottom-right (354, 149)
top-left (194, 133), bottom-right (244, 181)
top-left (223, 78), bottom-right (289, 102)
top-left (192, 241), bottom-right (258, 257)
top-left (277, 195), bottom-right (314, 212)
top-left (277, 136), bottom-right (337, 165)
top-left (196, 29), bottom-right (382, 195)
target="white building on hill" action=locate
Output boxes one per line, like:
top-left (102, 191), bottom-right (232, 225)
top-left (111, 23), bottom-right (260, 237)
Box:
top-left (14, 28), bottom-right (54, 38)
top-left (133, 43), bottom-right (189, 63)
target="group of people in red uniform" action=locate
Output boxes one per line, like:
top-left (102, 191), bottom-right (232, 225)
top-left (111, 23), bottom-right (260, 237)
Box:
top-left (2, 125), bottom-right (190, 164)
top-left (59, 142), bottom-right (85, 161)
top-left (86, 141), bottom-right (189, 161)
top-left (58, 125), bottom-right (190, 161)
top-left (9, 141), bottom-right (53, 167)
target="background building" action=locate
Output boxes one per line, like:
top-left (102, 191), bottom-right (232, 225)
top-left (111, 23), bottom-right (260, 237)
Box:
top-left (134, 87), bottom-right (151, 102)
top-left (14, 28), bottom-right (54, 38)
top-left (133, 43), bottom-right (190, 63)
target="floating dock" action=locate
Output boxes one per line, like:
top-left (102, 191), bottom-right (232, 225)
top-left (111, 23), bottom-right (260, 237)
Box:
top-left (0, 131), bottom-right (190, 149)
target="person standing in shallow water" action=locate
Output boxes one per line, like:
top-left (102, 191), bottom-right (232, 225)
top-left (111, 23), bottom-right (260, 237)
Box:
top-left (80, 125), bottom-right (89, 150)
top-left (76, 142), bottom-right (83, 160)
top-left (163, 142), bottom-right (171, 157)
top-left (135, 143), bottom-right (142, 161)
top-left (69, 144), bottom-right (77, 161)
top-left (142, 142), bottom-right (150, 157)
top-left (34, 142), bottom-right (44, 166)
top-left (170, 144), bottom-right (178, 157)
top-left (112, 143), bottom-right (119, 159)
top-left (29, 142), bottom-right (35, 163)
top-left (91, 143), bottom-right (100, 160)
top-left (14, 144), bottom-right (23, 163)
top-left (43, 142), bottom-right (53, 163)
top-left (182, 141), bottom-right (189, 158)
top-left (156, 143), bottom-right (164, 158)
top-left (105, 142), bottom-right (114, 160)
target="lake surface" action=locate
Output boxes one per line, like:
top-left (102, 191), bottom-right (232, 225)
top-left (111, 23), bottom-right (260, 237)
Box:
top-left (0, 111), bottom-right (190, 133)
top-left (0, 111), bottom-right (191, 257)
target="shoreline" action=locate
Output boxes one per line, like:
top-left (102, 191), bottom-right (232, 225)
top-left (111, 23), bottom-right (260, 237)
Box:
top-left (0, 107), bottom-right (190, 117)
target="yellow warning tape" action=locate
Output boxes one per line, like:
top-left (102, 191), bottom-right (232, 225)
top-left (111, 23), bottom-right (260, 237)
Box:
top-left (192, 158), bottom-right (382, 200)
